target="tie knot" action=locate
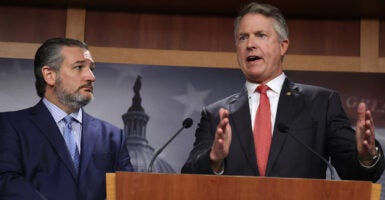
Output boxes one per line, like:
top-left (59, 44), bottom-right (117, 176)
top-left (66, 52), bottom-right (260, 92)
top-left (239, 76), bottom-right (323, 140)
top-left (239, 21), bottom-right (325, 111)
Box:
top-left (257, 85), bottom-right (269, 94)
top-left (63, 116), bottom-right (73, 126)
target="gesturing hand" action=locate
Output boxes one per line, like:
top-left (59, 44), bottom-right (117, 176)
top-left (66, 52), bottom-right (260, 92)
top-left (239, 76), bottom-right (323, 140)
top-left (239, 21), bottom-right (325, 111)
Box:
top-left (210, 108), bottom-right (232, 172)
top-left (356, 102), bottom-right (378, 166)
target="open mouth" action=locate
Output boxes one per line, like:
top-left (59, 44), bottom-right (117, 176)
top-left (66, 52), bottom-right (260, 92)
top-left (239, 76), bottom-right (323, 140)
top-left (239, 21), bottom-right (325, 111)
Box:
top-left (247, 56), bottom-right (261, 62)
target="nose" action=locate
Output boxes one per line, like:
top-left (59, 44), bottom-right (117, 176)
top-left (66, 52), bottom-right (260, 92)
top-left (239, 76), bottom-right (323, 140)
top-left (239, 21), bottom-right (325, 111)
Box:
top-left (86, 68), bottom-right (96, 82)
top-left (246, 36), bottom-right (257, 51)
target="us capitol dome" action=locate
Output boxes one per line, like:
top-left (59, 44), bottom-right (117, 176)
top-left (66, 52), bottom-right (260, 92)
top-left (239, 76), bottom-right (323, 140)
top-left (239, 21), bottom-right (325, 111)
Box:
top-left (122, 75), bottom-right (174, 173)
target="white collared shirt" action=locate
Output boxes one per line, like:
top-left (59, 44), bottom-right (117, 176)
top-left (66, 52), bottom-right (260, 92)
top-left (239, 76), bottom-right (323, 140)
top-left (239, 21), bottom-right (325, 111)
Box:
top-left (43, 98), bottom-right (82, 153)
top-left (246, 73), bottom-right (286, 135)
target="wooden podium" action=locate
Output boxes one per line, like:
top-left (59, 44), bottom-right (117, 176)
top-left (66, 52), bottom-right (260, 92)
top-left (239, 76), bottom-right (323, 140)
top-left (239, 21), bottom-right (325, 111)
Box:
top-left (106, 172), bottom-right (381, 200)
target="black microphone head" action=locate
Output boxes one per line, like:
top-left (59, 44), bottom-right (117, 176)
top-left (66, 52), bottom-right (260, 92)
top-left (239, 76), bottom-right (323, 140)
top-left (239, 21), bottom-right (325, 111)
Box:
top-left (182, 118), bottom-right (193, 128)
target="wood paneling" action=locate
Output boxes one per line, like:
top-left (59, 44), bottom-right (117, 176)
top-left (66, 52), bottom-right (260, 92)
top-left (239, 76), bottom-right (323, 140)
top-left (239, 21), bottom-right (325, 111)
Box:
top-left (380, 20), bottom-right (385, 57)
top-left (85, 11), bottom-right (235, 52)
top-left (0, 6), bottom-right (384, 72)
top-left (0, 41), bottom-right (38, 59)
top-left (1, 0), bottom-right (385, 18)
top-left (85, 11), bottom-right (361, 56)
top-left (0, 6), bottom-right (66, 43)
top-left (111, 172), bottom-right (379, 200)
top-left (66, 8), bottom-right (86, 41)
top-left (360, 19), bottom-right (380, 72)
top-left (287, 19), bottom-right (360, 56)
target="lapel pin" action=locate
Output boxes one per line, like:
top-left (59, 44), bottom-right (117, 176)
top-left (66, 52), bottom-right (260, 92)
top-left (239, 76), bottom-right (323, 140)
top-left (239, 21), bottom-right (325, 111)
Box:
top-left (286, 92), bottom-right (291, 96)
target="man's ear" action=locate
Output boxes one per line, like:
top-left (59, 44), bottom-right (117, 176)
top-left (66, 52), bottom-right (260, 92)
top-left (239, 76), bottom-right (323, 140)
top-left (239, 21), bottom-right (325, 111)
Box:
top-left (280, 39), bottom-right (289, 56)
top-left (41, 66), bottom-right (56, 86)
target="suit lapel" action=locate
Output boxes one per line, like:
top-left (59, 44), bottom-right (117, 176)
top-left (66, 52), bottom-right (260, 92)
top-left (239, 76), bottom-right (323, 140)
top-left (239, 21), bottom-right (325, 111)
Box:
top-left (266, 78), bottom-right (306, 175)
top-left (79, 112), bottom-right (100, 176)
top-left (29, 101), bottom-right (78, 180)
top-left (229, 87), bottom-right (259, 173)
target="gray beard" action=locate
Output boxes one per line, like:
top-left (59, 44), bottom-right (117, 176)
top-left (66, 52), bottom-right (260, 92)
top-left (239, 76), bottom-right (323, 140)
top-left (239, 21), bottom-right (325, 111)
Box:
top-left (54, 79), bottom-right (93, 111)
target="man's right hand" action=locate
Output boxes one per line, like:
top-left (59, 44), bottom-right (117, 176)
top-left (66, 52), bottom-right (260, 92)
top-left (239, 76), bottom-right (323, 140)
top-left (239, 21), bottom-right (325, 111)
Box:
top-left (210, 108), bottom-right (232, 172)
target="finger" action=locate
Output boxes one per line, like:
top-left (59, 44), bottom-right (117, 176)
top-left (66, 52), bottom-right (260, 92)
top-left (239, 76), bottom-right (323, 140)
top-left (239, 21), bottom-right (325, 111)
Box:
top-left (216, 126), bottom-right (225, 139)
top-left (365, 110), bottom-right (375, 131)
top-left (212, 128), bottom-right (226, 157)
top-left (363, 109), bottom-right (376, 145)
top-left (356, 102), bottom-right (366, 125)
top-left (219, 108), bottom-right (229, 120)
top-left (218, 108), bottom-right (230, 128)
top-left (363, 129), bottom-right (372, 146)
top-left (365, 120), bottom-right (374, 137)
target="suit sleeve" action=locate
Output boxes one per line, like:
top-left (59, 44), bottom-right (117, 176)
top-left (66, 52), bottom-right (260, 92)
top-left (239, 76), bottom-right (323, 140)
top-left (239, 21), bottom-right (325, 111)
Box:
top-left (181, 108), bottom-right (218, 174)
top-left (0, 114), bottom-right (47, 200)
top-left (116, 129), bottom-right (134, 172)
top-left (327, 92), bottom-right (385, 182)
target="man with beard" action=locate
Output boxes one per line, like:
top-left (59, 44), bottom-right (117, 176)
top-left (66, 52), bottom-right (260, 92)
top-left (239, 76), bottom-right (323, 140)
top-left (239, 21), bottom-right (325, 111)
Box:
top-left (0, 38), bottom-right (133, 200)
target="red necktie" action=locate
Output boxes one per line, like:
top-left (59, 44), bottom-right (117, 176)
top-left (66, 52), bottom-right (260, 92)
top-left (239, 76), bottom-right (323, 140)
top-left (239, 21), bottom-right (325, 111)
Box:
top-left (254, 85), bottom-right (272, 176)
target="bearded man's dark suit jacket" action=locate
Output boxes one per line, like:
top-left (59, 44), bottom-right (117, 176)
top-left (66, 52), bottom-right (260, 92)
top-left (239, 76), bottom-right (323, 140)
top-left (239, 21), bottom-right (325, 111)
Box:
top-left (181, 78), bottom-right (385, 181)
top-left (0, 101), bottom-right (133, 200)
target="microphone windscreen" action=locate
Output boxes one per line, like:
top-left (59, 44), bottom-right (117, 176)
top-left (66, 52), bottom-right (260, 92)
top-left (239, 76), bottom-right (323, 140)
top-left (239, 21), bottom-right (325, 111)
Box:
top-left (182, 118), bottom-right (193, 128)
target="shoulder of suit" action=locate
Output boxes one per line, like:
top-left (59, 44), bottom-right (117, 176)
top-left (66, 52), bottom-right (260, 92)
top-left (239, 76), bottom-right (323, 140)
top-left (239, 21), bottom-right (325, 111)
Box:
top-left (0, 104), bottom-right (36, 117)
top-left (205, 91), bottom-right (244, 112)
top-left (82, 111), bottom-right (121, 131)
top-left (291, 82), bottom-right (336, 94)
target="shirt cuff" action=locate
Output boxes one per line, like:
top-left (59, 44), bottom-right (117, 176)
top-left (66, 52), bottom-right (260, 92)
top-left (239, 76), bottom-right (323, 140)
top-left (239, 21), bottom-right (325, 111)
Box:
top-left (212, 163), bottom-right (224, 175)
top-left (358, 146), bottom-right (381, 168)
top-left (213, 167), bottom-right (224, 175)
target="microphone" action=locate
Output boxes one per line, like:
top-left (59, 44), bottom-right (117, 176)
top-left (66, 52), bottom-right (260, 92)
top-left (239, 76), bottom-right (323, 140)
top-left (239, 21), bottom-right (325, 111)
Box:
top-left (277, 123), bottom-right (335, 180)
top-left (147, 118), bottom-right (193, 172)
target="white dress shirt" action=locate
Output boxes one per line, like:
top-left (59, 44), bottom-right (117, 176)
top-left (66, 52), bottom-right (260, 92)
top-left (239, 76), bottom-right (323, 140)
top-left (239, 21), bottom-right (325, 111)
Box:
top-left (245, 73), bottom-right (286, 135)
top-left (43, 98), bottom-right (82, 153)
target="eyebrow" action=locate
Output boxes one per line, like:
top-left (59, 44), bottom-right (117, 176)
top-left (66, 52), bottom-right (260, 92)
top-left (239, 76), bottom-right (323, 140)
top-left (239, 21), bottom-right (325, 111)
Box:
top-left (72, 60), bottom-right (96, 68)
top-left (73, 60), bottom-right (94, 65)
top-left (238, 32), bottom-right (249, 37)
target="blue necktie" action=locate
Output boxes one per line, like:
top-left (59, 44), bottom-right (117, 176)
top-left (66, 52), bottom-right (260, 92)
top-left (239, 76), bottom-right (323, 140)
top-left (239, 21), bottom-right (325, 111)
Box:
top-left (63, 116), bottom-right (80, 174)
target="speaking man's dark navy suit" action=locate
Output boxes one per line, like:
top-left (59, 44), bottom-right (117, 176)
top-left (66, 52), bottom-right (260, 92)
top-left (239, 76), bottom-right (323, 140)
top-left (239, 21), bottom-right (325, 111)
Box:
top-left (182, 78), bottom-right (384, 181)
top-left (0, 101), bottom-right (133, 200)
